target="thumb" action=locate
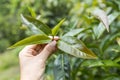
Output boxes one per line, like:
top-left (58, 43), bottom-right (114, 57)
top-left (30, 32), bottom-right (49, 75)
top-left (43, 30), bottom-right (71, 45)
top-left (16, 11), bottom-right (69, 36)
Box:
top-left (37, 40), bottom-right (57, 61)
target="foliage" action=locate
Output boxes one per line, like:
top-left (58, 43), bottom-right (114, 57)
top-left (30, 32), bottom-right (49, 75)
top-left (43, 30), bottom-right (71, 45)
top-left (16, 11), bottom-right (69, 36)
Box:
top-left (0, 0), bottom-right (26, 52)
top-left (1, 0), bottom-right (120, 80)
top-left (10, 15), bottom-right (97, 59)
top-left (0, 48), bottom-right (21, 80)
top-left (0, 39), bottom-right (10, 52)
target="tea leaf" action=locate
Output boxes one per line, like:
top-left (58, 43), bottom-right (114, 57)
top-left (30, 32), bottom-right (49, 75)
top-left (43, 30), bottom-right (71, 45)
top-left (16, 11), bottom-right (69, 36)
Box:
top-left (63, 28), bottom-right (84, 37)
top-left (116, 37), bottom-right (120, 46)
top-left (57, 36), bottom-right (97, 59)
top-left (54, 54), bottom-right (64, 80)
top-left (93, 12), bottom-right (119, 39)
top-left (114, 57), bottom-right (120, 63)
top-left (21, 14), bottom-right (42, 34)
top-left (91, 8), bottom-right (109, 32)
top-left (21, 14), bottom-right (51, 35)
top-left (100, 32), bottom-right (120, 51)
top-left (54, 54), bottom-right (71, 80)
top-left (52, 18), bottom-right (65, 36)
top-left (9, 34), bottom-right (51, 49)
top-left (82, 60), bottom-right (120, 68)
top-left (28, 7), bottom-right (36, 18)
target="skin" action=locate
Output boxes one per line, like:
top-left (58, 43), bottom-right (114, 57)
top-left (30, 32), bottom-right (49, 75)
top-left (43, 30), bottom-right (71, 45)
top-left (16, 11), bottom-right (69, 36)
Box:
top-left (19, 37), bottom-right (59, 80)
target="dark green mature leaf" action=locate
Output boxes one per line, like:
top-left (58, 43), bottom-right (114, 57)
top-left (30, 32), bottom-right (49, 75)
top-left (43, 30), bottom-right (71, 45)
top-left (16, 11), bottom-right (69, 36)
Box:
top-left (57, 36), bottom-right (97, 59)
top-left (9, 35), bottom-right (51, 49)
top-left (103, 76), bottom-right (120, 80)
top-left (54, 54), bottom-right (65, 80)
top-left (93, 12), bottom-right (119, 39)
top-left (52, 18), bottom-right (65, 36)
top-left (21, 14), bottom-right (42, 34)
top-left (100, 32), bottom-right (120, 51)
top-left (63, 28), bottom-right (84, 37)
top-left (21, 14), bottom-right (51, 35)
top-left (113, 0), bottom-right (120, 10)
top-left (54, 54), bottom-right (71, 80)
top-left (63, 54), bottom-right (71, 80)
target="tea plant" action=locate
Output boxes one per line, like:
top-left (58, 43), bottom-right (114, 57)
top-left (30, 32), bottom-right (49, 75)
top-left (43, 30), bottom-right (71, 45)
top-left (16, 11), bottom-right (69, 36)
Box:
top-left (9, 14), bottom-right (98, 59)
top-left (9, 7), bottom-right (120, 80)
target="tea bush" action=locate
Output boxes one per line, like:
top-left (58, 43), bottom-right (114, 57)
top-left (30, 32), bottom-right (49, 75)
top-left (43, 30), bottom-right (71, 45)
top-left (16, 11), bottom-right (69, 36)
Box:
top-left (0, 0), bottom-right (120, 80)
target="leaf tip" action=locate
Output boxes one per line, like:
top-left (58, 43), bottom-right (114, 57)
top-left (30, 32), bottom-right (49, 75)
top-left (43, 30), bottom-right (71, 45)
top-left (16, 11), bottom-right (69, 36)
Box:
top-left (93, 56), bottom-right (98, 59)
top-left (89, 55), bottom-right (98, 59)
top-left (20, 14), bottom-right (24, 19)
top-left (106, 27), bottom-right (110, 32)
top-left (7, 46), bottom-right (15, 49)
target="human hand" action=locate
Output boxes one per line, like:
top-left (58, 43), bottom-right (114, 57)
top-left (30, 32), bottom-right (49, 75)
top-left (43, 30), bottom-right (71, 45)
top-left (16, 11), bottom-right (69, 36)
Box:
top-left (19, 37), bottom-right (59, 80)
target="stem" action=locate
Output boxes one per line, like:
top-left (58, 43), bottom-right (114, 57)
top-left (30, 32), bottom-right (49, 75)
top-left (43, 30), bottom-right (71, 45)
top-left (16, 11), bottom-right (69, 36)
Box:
top-left (52, 35), bottom-right (54, 41)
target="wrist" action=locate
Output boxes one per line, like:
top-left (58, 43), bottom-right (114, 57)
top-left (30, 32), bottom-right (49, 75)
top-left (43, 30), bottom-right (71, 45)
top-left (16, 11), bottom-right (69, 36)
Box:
top-left (20, 67), bottom-right (45, 80)
top-left (20, 73), bottom-right (44, 80)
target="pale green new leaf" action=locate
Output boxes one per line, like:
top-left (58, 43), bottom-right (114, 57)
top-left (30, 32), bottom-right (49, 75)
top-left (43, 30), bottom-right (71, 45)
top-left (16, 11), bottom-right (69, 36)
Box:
top-left (116, 37), bottom-right (120, 46)
top-left (98, 60), bottom-right (120, 67)
top-left (91, 8), bottom-right (109, 32)
top-left (57, 36), bottom-right (97, 59)
top-left (21, 14), bottom-right (51, 35)
top-left (93, 12), bottom-right (119, 39)
top-left (28, 7), bottom-right (36, 18)
top-left (9, 35), bottom-right (51, 49)
top-left (52, 18), bottom-right (65, 36)
top-left (114, 57), bottom-right (120, 63)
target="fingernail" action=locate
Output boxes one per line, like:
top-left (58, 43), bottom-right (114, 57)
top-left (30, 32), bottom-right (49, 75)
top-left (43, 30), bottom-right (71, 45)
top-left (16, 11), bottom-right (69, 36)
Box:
top-left (52, 40), bottom-right (57, 46)
top-left (50, 40), bottom-right (57, 47)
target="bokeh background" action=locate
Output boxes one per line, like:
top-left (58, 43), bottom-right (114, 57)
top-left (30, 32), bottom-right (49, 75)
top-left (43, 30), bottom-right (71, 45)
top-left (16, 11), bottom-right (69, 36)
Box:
top-left (0, 0), bottom-right (120, 80)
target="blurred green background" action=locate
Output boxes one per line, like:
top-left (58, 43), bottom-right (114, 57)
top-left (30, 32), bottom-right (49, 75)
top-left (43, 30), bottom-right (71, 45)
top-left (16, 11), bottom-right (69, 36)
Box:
top-left (0, 0), bottom-right (120, 80)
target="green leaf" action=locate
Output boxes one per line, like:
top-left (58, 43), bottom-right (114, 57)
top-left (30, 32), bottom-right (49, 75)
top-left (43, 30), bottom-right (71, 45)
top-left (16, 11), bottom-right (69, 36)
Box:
top-left (103, 76), bottom-right (120, 80)
top-left (54, 54), bottom-right (71, 80)
top-left (81, 60), bottom-right (120, 68)
top-left (63, 54), bottom-right (71, 80)
top-left (116, 37), bottom-right (120, 46)
top-left (97, 60), bottom-right (120, 67)
top-left (57, 36), bottom-right (97, 59)
top-left (54, 54), bottom-right (64, 80)
top-left (52, 18), bottom-right (65, 36)
top-left (100, 32), bottom-right (120, 51)
top-left (21, 14), bottom-right (51, 35)
top-left (81, 60), bottom-right (103, 67)
top-left (8, 34), bottom-right (51, 49)
top-left (21, 14), bottom-right (42, 34)
top-left (63, 28), bottom-right (84, 37)
top-left (114, 57), bottom-right (120, 63)
top-left (28, 7), bottom-right (36, 18)
top-left (91, 8), bottom-right (109, 32)
top-left (93, 12), bottom-right (119, 39)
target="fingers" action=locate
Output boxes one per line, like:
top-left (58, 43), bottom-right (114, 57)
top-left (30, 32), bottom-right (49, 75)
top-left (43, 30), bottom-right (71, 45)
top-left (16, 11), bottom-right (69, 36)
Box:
top-left (19, 36), bottom-right (59, 60)
top-left (24, 45), bottom-right (38, 50)
top-left (19, 44), bottom-right (39, 57)
top-left (54, 36), bottom-right (60, 41)
top-left (49, 36), bottom-right (60, 41)
top-left (37, 40), bottom-right (57, 62)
